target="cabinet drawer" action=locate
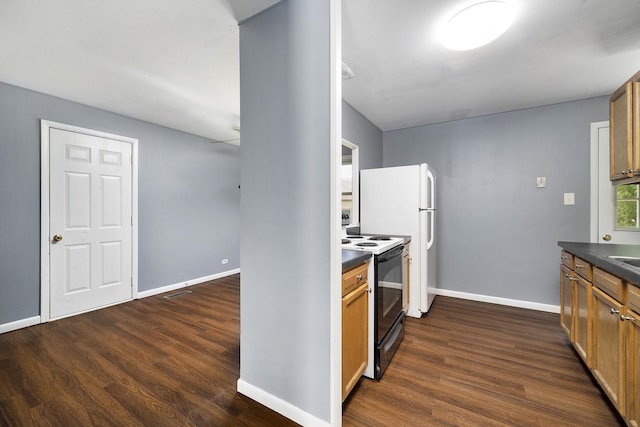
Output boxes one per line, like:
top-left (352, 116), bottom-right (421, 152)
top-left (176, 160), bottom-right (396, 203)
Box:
top-left (628, 283), bottom-right (640, 315)
top-left (561, 251), bottom-right (574, 269)
top-left (342, 262), bottom-right (368, 297)
top-left (593, 267), bottom-right (624, 302)
top-left (574, 257), bottom-right (592, 281)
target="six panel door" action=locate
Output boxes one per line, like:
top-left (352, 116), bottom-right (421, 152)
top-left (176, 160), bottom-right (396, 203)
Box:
top-left (49, 128), bottom-right (133, 319)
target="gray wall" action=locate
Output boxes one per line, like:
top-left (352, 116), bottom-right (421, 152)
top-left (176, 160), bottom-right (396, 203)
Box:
top-left (239, 0), bottom-right (333, 421)
top-left (343, 100), bottom-right (383, 170)
top-left (0, 81), bottom-right (240, 325)
top-left (383, 97), bottom-right (609, 306)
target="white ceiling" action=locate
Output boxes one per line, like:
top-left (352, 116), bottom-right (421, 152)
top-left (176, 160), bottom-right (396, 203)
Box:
top-left (1, 0), bottom-right (639, 141)
top-left (343, 0), bottom-right (640, 130)
top-left (0, 0), bottom-right (278, 142)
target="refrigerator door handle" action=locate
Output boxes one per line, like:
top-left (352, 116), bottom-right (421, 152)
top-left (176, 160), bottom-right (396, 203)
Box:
top-left (427, 210), bottom-right (435, 250)
top-left (426, 168), bottom-right (435, 210)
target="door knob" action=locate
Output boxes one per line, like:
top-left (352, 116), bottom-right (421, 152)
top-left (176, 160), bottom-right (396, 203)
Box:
top-left (52, 234), bottom-right (63, 242)
top-left (602, 234), bottom-right (612, 241)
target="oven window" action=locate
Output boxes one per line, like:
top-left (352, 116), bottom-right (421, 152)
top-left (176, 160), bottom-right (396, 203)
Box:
top-left (377, 251), bottom-right (403, 340)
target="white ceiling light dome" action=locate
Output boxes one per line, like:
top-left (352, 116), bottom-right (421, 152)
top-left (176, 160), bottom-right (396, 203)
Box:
top-left (441, 1), bottom-right (515, 51)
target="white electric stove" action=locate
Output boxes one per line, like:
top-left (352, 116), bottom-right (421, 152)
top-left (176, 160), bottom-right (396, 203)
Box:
top-left (341, 235), bottom-right (404, 254)
top-left (341, 234), bottom-right (406, 379)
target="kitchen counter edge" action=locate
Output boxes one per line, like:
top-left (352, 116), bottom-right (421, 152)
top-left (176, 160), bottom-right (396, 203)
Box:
top-left (342, 249), bottom-right (372, 273)
top-left (558, 241), bottom-right (640, 285)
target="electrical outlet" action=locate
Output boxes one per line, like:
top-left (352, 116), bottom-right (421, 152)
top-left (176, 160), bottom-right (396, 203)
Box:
top-left (221, 259), bottom-right (229, 265)
top-left (536, 177), bottom-right (546, 188)
top-left (563, 193), bottom-right (575, 205)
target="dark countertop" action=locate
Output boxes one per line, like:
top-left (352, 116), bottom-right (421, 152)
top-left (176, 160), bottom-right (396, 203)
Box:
top-left (558, 242), bottom-right (640, 286)
top-left (342, 249), bottom-right (371, 273)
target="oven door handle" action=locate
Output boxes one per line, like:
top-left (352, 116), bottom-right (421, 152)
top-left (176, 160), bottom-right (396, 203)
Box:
top-left (377, 245), bottom-right (404, 262)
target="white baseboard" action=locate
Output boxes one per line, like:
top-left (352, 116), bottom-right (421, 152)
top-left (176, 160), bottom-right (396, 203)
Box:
top-left (137, 268), bottom-right (241, 299)
top-left (436, 288), bottom-right (560, 314)
top-left (0, 315), bottom-right (41, 334)
top-left (237, 378), bottom-right (330, 427)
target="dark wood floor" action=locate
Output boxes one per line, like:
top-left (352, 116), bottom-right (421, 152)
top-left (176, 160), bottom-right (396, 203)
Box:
top-left (0, 275), bottom-right (297, 427)
top-left (0, 275), bottom-right (623, 426)
top-left (343, 296), bottom-right (624, 427)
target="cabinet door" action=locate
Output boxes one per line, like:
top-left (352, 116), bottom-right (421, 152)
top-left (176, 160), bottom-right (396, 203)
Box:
top-left (560, 265), bottom-right (574, 339)
top-left (592, 287), bottom-right (626, 414)
top-left (342, 282), bottom-right (368, 401)
top-left (574, 276), bottom-right (591, 366)
top-left (627, 310), bottom-right (640, 427)
top-left (610, 81), bottom-right (633, 180)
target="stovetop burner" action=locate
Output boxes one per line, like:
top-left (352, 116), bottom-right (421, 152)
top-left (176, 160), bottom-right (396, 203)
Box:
top-left (348, 235), bottom-right (365, 239)
top-left (342, 239), bottom-right (351, 244)
top-left (356, 242), bottom-right (378, 247)
top-left (368, 236), bottom-right (392, 241)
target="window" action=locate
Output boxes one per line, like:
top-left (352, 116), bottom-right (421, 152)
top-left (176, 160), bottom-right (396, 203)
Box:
top-left (616, 184), bottom-right (639, 229)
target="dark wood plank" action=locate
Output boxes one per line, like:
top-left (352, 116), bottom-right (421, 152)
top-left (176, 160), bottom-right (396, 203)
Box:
top-left (0, 277), bottom-right (625, 426)
top-left (0, 275), bottom-right (298, 427)
top-left (343, 296), bottom-right (624, 427)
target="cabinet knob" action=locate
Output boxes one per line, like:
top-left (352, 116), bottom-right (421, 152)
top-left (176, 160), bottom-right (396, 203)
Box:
top-left (619, 315), bottom-right (634, 322)
top-left (602, 234), bottom-right (612, 241)
top-left (575, 264), bottom-right (584, 269)
top-left (356, 274), bottom-right (363, 281)
top-left (610, 307), bottom-right (620, 315)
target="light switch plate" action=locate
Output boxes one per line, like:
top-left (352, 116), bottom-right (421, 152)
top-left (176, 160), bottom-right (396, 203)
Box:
top-left (564, 193), bottom-right (575, 205)
top-left (536, 177), bottom-right (546, 188)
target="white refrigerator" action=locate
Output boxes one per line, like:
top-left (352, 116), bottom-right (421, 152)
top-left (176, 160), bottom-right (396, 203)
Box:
top-left (360, 164), bottom-right (436, 318)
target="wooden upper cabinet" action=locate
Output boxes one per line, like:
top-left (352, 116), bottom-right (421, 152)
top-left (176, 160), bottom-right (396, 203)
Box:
top-left (635, 73), bottom-right (640, 179)
top-left (610, 69), bottom-right (640, 182)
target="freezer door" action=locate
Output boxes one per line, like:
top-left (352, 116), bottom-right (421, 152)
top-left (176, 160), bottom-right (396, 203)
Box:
top-left (360, 165), bottom-right (420, 236)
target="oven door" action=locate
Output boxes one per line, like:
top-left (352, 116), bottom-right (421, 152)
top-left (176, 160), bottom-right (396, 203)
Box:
top-left (375, 244), bottom-right (404, 343)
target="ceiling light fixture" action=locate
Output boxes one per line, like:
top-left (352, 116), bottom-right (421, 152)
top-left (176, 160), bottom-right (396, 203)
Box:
top-left (441, 1), bottom-right (514, 51)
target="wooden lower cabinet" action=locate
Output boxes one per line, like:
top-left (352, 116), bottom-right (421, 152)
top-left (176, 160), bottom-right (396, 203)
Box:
top-left (592, 286), bottom-right (626, 414)
top-left (574, 275), bottom-right (591, 364)
top-left (560, 249), bottom-right (640, 425)
top-left (560, 265), bottom-right (574, 339)
top-left (626, 309), bottom-right (640, 427)
top-left (342, 263), bottom-right (368, 401)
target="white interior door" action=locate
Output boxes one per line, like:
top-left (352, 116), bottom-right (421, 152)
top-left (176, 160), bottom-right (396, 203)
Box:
top-left (591, 121), bottom-right (640, 245)
top-left (48, 126), bottom-right (134, 319)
